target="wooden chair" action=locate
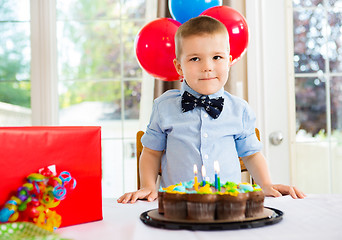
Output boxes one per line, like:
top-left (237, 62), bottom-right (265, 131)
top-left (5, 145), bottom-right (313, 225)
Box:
top-left (136, 129), bottom-right (260, 189)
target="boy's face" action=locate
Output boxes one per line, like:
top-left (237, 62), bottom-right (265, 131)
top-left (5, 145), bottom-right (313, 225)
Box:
top-left (173, 32), bottom-right (230, 95)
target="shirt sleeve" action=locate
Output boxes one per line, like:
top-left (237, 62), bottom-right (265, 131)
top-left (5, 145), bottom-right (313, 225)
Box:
top-left (235, 104), bottom-right (263, 157)
top-left (141, 101), bottom-right (166, 151)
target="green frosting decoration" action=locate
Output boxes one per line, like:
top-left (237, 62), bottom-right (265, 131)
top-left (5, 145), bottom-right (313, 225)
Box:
top-left (223, 181), bottom-right (237, 188)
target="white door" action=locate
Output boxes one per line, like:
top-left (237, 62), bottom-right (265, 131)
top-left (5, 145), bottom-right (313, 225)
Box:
top-left (246, 0), bottom-right (342, 194)
top-left (246, 0), bottom-right (292, 185)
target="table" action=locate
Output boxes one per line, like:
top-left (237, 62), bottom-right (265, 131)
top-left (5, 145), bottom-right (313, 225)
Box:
top-left (57, 194), bottom-right (342, 240)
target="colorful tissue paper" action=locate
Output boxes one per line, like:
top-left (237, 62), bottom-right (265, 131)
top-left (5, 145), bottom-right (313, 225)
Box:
top-left (0, 126), bottom-right (103, 227)
top-left (0, 166), bottom-right (76, 231)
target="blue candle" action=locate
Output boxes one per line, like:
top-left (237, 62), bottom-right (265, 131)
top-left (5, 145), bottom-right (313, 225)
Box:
top-left (214, 161), bottom-right (220, 191)
top-left (201, 165), bottom-right (206, 186)
top-left (215, 172), bottom-right (218, 189)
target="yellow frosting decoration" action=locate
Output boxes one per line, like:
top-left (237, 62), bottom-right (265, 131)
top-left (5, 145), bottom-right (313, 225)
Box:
top-left (163, 185), bottom-right (177, 192)
top-left (198, 184), bottom-right (212, 194)
top-left (163, 182), bottom-right (182, 192)
top-left (225, 190), bottom-right (239, 197)
top-left (168, 191), bottom-right (186, 194)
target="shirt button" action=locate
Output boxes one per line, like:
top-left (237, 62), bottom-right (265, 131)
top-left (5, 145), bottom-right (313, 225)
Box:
top-left (204, 114), bottom-right (208, 118)
top-left (204, 154), bottom-right (209, 159)
top-left (203, 133), bottom-right (208, 138)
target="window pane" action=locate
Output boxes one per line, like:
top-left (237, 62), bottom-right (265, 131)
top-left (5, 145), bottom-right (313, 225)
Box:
top-left (123, 80), bottom-right (141, 138)
top-left (0, 0), bottom-right (31, 126)
top-left (0, 22), bottom-right (31, 81)
top-left (57, 21), bottom-right (121, 81)
top-left (331, 77), bottom-right (342, 131)
top-left (59, 80), bottom-right (123, 138)
top-left (102, 138), bottom-right (137, 197)
top-left (123, 80), bottom-right (141, 120)
top-left (56, 0), bottom-right (121, 20)
top-left (330, 76), bottom-right (342, 193)
top-left (102, 139), bottom-right (123, 198)
top-left (292, 0), bottom-right (323, 8)
top-left (326, 0), bottom-right (342, 7)
top-left (0, 82), bottom-right (30, 107)
top-left (328, 10), bottom-right (342, 72)
top-left (293, 8), bottom-right (325, 73)
top-left (123, 138), bottom-right (137, 193)
top-left (0, 82), bottom-right (31, 126)
top-left (0, 0), bottom-right (30, 21)
top-left (122, 20), bottom-right (144, 78)
top-left (332, 140), bottom-right (342, 193)
top-left (121, 0), bottom-right (146, 19)
top-left (295, 142), bottom-right (330, 193)
top-left (295, 77), bottom-right (326, 136)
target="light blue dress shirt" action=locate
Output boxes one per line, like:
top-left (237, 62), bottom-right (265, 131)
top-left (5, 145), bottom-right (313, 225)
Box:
top-left (141, 81), bottom-right (262, 187)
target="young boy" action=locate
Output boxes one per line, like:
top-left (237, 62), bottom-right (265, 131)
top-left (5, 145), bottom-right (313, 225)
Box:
top-left (118, 16), bottom-right (305, 203)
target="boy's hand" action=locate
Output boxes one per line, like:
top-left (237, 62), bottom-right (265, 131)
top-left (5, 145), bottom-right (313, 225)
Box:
top-left (117, 187), bottom-right (158, 204)
top-left (262, 184), bottom-right (306, 199)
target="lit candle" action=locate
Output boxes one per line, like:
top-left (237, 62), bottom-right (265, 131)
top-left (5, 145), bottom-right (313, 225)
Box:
top-left (201, 165), bottom-right (206, 186)
top-left (214, 161), bottom-right (221, 191)
top-left (193, 164), bottom-right (199, 191)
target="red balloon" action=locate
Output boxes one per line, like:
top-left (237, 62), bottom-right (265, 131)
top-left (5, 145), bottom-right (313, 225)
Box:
top-left (201, 6), bottom-right (249, 65)
top-left (135, 18), bottom-right (182, 81)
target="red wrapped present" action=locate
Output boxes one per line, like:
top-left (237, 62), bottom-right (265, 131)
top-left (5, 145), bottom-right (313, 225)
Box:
top-left (0, 126), bottom-right (102, 227)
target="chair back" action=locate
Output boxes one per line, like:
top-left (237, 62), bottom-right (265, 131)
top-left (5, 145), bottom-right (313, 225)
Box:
top-left (136, 131), bottom-right (144, 189)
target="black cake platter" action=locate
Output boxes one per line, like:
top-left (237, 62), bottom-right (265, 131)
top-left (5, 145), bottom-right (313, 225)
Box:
top-left (140, 207), bottom-right (283, 231)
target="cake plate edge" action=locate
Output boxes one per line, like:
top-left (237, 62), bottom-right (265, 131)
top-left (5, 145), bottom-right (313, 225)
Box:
top-left (139, 207), bottom-right (283, 231)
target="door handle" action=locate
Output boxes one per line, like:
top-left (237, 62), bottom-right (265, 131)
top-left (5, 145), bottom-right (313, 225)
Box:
top-left (269, 131), bottom-right (283, 146)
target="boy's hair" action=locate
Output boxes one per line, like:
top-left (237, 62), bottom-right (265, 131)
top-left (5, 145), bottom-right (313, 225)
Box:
top-left (174, 15), bottom-right (229, 59)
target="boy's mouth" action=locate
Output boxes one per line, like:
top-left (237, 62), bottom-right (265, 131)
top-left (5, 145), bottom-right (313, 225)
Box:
top-left (199, 77), bottom-right (217, 81)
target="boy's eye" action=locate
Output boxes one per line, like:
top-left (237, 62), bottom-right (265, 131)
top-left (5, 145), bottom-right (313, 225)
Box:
top-left (213, 56), bottom-right (222, 60)
top-left (190, 57), bottom-right (199, 62)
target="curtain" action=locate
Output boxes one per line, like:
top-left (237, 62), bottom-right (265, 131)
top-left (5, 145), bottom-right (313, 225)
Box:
top-left (155, 0), bottom-right (248, 101)
top-left (224, 0), bottom-right (248, 101)
top-left (154, 0), bottom-right (182, 97)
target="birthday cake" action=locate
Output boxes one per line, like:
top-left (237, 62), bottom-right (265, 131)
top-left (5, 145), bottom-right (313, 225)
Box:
top-left (158, 181), bottom-right (264, 221)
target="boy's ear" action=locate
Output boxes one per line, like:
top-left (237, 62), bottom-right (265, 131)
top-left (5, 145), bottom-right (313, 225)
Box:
top-left (228, 55), bottom-right (233, 67)
top-left (173, 58), bottom-right (183, 76)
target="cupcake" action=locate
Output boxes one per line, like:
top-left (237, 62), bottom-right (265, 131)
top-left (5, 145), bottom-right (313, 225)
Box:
top-left (238, 183), bottom-right (265, 218)
top-left (216, 182), bottom-right (247, 221)
top-left (162, 184), bottom-right (187, 219)
top-left (186, 184), bottom-right (217, 221)
top-left (158, 187), bottom-right (165, 214)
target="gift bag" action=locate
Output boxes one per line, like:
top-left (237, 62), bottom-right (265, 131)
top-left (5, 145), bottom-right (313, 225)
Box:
top-left (0, 126), bottom-right (103, 227)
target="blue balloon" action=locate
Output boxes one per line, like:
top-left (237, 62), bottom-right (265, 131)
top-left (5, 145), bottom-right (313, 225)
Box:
top-left (169, 0), bottom-right (222, 24)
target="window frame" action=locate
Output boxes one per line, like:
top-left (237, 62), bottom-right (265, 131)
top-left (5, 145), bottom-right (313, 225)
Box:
top-left (30, 0), bottom-right (59, 126)
top-left (28, 0), bottom-right (156, 196)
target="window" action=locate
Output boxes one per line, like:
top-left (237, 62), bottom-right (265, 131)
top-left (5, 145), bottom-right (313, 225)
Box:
top-left (293, 0), bottom-right (342, 193)
top-left (0, 0), bottom-right (156, 197)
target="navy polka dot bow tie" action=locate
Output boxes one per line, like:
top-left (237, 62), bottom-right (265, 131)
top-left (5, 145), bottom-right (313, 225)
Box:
top-left (181, 91), bottom-right (224, 119)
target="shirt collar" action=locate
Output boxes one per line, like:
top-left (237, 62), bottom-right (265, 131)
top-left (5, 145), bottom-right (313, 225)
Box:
top-left (180, 80), bottom-right (224, 99)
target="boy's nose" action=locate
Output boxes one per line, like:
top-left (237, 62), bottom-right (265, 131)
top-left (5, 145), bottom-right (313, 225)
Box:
top-left (202, 60), bottom-right (213, 72)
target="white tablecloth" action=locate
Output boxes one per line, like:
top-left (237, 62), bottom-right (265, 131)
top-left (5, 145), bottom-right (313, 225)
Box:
top-left (57, 194), bottom-right (342, 240)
